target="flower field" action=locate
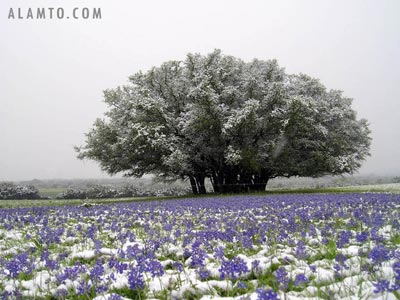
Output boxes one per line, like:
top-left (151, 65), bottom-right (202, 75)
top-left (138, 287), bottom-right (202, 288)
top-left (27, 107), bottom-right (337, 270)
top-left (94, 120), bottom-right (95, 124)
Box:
top-left (1, 193), bottom-right (399, 300)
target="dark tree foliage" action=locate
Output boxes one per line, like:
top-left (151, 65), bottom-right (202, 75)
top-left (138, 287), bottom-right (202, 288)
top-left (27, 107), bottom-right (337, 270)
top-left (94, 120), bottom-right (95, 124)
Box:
top-left (77, 50), bottom-right (371, 194)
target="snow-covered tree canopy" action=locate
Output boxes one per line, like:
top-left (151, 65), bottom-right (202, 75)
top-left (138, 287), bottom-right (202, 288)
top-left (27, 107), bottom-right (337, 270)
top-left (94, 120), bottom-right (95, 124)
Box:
top-left (77, 50), bottom-right (371, 194)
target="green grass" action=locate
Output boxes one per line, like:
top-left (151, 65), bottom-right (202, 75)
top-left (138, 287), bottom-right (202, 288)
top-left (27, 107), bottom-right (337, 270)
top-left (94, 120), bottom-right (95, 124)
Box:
top-left (1, 183), bottom-right (399, 209)
top-left (37, 187), bottom-right (67, 198)
top-left (0, 195), bottom-right (180, 209)
top-left (265, 183), bottom-right (400, 194)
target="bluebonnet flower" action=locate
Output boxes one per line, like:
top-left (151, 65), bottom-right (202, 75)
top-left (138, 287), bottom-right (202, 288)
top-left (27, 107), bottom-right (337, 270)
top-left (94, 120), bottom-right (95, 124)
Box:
top-left (40, 249), bottom-right (50, 262)
top-left (368, 244), bottom-right (390, 264)
top-left (190, 248), bottom-right (207, 268)
top-left (1, 289), bottom-right (23, 300)
top-left (241, 236), bottom-right (253, 249)
top-left (126, 245), bottom-right (142, 259)
top-left (370, 228), bottom-right (384, 243)
top-left (94, 239), bottom-right (102, 254)
top-left (57, 252), bottom-right (69, 262)
top-left (198, 268), bottom-right (210, 280)
top-left (214, 246), bottom-right (225, 260)
top-left (219, 256), bottom-right (249, 280)
top-left (108, 257), bottom-right (118, 269)
top-left (86, 224), bottom-right (97, 240)
top-left (347, 219), bottom-right (358, 228)
top-left (128, 267), bottom-right (145, 290)
top-left (172, 261), bottom-right (183, 272)
top-left (373, 279), bottom-right (390, 293)
top-left (77, 280), bottom-right (92, 295)
top-left (163, 223), bottom-right (173, 231)
top-left (275, 267), bottom-right (289, 291)
top-left (0, 291), bottom-right (13, 300)
top-left (90, 262), bottom-right (104, 281)
top-left (256, 287), bottom-right (280, 300)
top-left (117, 248), bottom-right (125, 259)
top-left (393, 220), bottom-right (400, 230)
top-left (393, 261), bottom-right (400, 279)
top-left (356, 231), bottom-right (368, 243)
top-left (145, 259), bottom-right (164, 277)
top-left (335, 253), bottom-right (349, 269)
top-left (252, 259), bottom-right (261, 273)
top-left (94, 284), bottom-right (107, 293)
top-left (45, 258), bottom-right (59, 271)
top-left (174, 228), bottom-right (182, 238)
top-left (56, 266), bottom-right (82, 284)
top-left (337, 230), bottom-right (352, 248)
top-left (6, 258), bottom-right (21, 279)
top-left (294, 273), bottom-right (309, 286)
top-left (295, 240), bottom-right (307, 259)
top-left (54, 288), bottom-right (68, 299)
top-left (5, 252), bottom-right (34, 279)
top-left (309, 264), bottom-right (317, 273)
top-left (107, 294), bottom-right (123, 300)
top-left (373, 214), bottom-right (385, 227)
top-left (116, 261), bottom-right (128, 274)
top-left (109, 272), bottom-right (116, 281)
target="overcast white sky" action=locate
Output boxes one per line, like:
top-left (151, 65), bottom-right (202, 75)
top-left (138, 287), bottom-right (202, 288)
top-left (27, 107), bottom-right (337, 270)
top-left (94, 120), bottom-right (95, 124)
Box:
top-left (0, 0), bottom-right (399, 181)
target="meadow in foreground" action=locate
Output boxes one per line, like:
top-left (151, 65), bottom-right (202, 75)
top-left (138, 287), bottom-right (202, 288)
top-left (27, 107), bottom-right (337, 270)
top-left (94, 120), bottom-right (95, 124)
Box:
top-left (0, 193), bottom-right (399, 300)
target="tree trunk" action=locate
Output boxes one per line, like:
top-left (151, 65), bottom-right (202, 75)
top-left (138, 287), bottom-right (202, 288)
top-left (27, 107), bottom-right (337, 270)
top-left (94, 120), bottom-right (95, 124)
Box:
top-left (248, 173), bottom-right (269, 192)
top-left (196, 174), bottom-right (207, 194)
top-left (211, 171), bottom-right (220, 193)
top-left (189, 175), bottom-right (198, 194)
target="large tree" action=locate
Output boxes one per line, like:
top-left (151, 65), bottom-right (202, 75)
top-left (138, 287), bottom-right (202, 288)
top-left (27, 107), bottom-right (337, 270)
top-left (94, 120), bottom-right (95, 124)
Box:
top-left (77, 50), bottom-right (371, 194)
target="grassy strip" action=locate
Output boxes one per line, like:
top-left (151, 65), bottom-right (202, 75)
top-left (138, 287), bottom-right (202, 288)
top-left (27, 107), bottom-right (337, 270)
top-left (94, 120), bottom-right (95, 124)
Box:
top-left (266, 182), bottom-right (400, 194)
top-left (1, 183), bottom-right (399, 209)
top-left (37, 187), bottom-right (66, 198)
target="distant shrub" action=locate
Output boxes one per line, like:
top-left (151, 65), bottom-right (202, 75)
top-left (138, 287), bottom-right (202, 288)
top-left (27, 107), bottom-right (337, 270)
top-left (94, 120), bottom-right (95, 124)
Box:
top-left (56, 185), bottom-right (190, 199)
top-left (55, 189), bottom-right (87, 199)
top-left (0, 182), bottom-right (41, 200)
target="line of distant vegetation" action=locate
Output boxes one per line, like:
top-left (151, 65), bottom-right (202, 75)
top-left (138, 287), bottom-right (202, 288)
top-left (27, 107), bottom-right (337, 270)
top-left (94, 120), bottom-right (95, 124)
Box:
top-left (0, 179), bottom-right (399, 209)
top-left (1, 175), bottom-right (399, 205)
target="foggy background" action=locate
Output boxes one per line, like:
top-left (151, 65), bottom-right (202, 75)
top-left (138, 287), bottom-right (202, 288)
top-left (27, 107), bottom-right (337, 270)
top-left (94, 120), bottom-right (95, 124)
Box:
top-left (1, 0), bottom-right (399, 181)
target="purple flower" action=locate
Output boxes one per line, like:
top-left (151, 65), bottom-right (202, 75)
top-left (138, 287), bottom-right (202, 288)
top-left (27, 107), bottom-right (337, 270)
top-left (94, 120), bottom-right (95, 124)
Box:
top-left (54, 288), bottom-right (68, 299)
top-left (145, 259), bottom-right (164, 278)
top-left (294, 273), bottom-right (309, 286)
top-left (6, 259), bottom-right (21, 279)
top-left (356, 231), bottom-right (368, 243)
top-left (295, 240), bottom-right (307, 259)
top-left (335, 254), bottom-right (349, 269)
top-left (214, 246), bottom-right (225, 260)
top-left (128, 267), bottom-right (144, 290)
top-left (337, 230), bottom-right (352, 248)
top-left (90, 262), bottom-right (104, 281)
top-left (219, 256), bottom-right (249, 280)
top-left (373, 279), bottom-right (390, 293)
top-left (275, 267), bottom-right (289, 291)
top-left (94, 239), bottom-right (102, 254)
top-left (256, 287), bottom-right (280, 300)
top-left (369, 244), bottom-right (390, 264)
top-left (309, 264), bottom-right (317, 273)
top-left (107, 294), bottom-right (123, 300)
top-left (172, 261), bottom-right (183, 272)
top-left (198, 268), bottom-right (211, 280)
top-left (77, 280), bottom-right (92, 295)
top-left (252, 259), bottom-right (261, 274)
